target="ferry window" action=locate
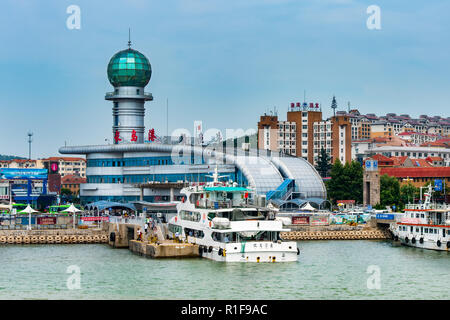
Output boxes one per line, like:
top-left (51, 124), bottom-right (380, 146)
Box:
top-left (416, 228), bottom-right (419, 232)
top-left (168, 224), bottom-right (182, 234)
top-left (410, 226), bottom-right (413, 232)
top-left (425, 228), bottom-right (428, 233)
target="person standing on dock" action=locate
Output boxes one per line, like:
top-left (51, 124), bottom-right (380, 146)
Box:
top-left (144, 222), bottom-right (148, 234)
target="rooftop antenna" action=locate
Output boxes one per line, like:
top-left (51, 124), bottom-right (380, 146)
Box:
top-left (166, 98), bottom-right (169, 141)
top-left (348, 101), bottom-right (350, 113)
top-left (128, 28), bottom-right (132, 49)
top-left (27, 132), bottom-right (33, 160)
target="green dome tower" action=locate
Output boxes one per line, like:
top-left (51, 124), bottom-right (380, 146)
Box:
top-left (105, 42), bottom-right (153, 144)
top-left (107, 48), bottom-right (152, 87)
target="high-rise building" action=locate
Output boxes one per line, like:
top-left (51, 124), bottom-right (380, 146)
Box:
top-left (257, 100), bottom-right (352, 165)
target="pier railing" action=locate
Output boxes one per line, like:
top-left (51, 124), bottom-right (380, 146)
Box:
top-left (108, 216), bottom-right (145, 226)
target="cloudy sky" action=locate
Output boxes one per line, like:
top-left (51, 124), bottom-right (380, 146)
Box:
top-left (0, 0), bottom-right (449, 158)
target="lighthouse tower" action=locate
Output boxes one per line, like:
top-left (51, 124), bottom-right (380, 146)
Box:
top-left (105, 41), bottom-right (152, 144)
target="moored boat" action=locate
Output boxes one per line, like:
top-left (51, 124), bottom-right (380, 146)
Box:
top-left (167, 168), bottom-right (299, 262)
top-left (391, 185), bottom-right (450, 251)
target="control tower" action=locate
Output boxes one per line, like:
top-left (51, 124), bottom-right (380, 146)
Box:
top-left (105, 42), bottom-right (153, 144)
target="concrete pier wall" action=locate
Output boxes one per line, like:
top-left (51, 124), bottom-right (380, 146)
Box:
top-left (0, 229), bottom-right (108, 244)
top-left (129, 240), bottom-right (199, 258)
top-left (106, 222), bottom-right (142, 248)
top-left (281, 228), bottom-right (391, 240)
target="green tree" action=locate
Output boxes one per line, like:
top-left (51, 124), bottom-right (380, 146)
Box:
top-left (400, 182), bottom-right (419, 205)
top-left (327, 159), bottom-right (345, 203)
top-left (347, 160), bottom-right (363, 204)
top-left (315, 147), bottom-right (331, 178)
top-left (380, 174), bottom-right (400, 209)
top-left (60, 188), bottom-right (72, 196)
top-left (326, 159), bottom-right (363, 204)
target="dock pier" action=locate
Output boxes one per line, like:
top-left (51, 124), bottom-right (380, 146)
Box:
top-left (129, 240), bottom-right (199, 258)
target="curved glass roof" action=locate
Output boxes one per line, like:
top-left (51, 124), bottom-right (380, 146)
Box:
top-left (107, 49), bottom-right (151, 87)
top-left (269, 156), bottom-right (327, 199)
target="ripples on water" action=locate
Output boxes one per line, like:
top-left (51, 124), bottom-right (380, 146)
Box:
top-left (0, 240), bottom-right (448, 300)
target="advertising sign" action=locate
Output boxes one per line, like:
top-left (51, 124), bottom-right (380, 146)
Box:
top-left (310, 217), bottom-right (329, 226)
top-left (81, 216), bottom-right (109, 222)
top-left (37, 217), bottom-right (56, 225)
top-left (376, 213), bottom-right (395, 220)
top-left (434, 179), bottom-right (443, 192)
top-left (19, 217), bottom-right (37, 225)
top-left (292, 216), bottom-right (309, 225)
top-left (0, 168), bottom-right (48, 180)
top-left (365, 160), bottom-right (378, 172)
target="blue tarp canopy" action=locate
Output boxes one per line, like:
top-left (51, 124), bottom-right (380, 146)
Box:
top-left (84, 200), bottom-right (136, 212)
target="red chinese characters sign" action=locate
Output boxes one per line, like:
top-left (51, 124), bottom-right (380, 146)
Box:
top-left (38, 217), bottom-right (56, 225)
top-left (292, 216), bottom-right (309, 225)
top-left (131, 130), bottom-right (137, 142)
top-left (81, 216), bottom-right (110, 222)
top-left (114, 130), bottom-right (122, 143)
top-left (148, 128), bottom-right (156, 142)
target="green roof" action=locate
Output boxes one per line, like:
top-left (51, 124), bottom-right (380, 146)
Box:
top-left (107, 48), bottom-right (152, 87)
top-left (204, 187), bottom-right (250, 192)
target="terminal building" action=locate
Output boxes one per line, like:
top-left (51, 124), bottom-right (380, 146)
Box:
top-left (60, 43), bottom-right (327, 207)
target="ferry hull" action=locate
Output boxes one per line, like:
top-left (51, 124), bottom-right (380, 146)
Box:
top-left (198, 241), bottom-right (299, 262)
top-left (200, 250), bottom-right (299, 262)
top-left (398, 237), bottom-right (450, 251)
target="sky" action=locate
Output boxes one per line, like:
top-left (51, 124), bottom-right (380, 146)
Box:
top-left (0, 0), bottom-right (449, 158)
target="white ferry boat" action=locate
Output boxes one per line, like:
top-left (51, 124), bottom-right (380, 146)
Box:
top-left (391, 184), bottom-right (450, 251)
top-left (167, 169), bottom-right (299, 262)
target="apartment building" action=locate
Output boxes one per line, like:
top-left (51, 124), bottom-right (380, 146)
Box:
top-left (0, 159), bottom-right (39, 169)
top-left (257, 101), bottom-right (351, 165)
top-left (40, 157), bottom-right (86, 178)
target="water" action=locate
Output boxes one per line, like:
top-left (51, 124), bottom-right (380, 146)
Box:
top-left (0, 240), bottom-right (449, 300)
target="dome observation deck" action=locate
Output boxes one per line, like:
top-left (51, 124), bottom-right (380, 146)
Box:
top-left (107, 48), bottom-right (152, 87)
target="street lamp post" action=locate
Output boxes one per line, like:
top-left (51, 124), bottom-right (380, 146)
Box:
top-left (402, 177), bottom-right (414, 204)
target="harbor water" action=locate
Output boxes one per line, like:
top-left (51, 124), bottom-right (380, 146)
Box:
top-left (0, 240), bottom-right (449, 300)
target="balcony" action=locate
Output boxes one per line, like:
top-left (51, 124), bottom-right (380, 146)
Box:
top-left (105, 91), bottom-right (153, 101)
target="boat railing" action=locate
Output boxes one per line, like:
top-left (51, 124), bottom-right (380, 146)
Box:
top-left (405, 203), bottom-right (450, 210)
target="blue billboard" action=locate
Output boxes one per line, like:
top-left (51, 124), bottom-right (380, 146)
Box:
top-left (0, 168), bottom-right (48, 180)
top-left (434, 179), bottom-right (443, 192)
top-left (376, 213), bottom-right (395, 220)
